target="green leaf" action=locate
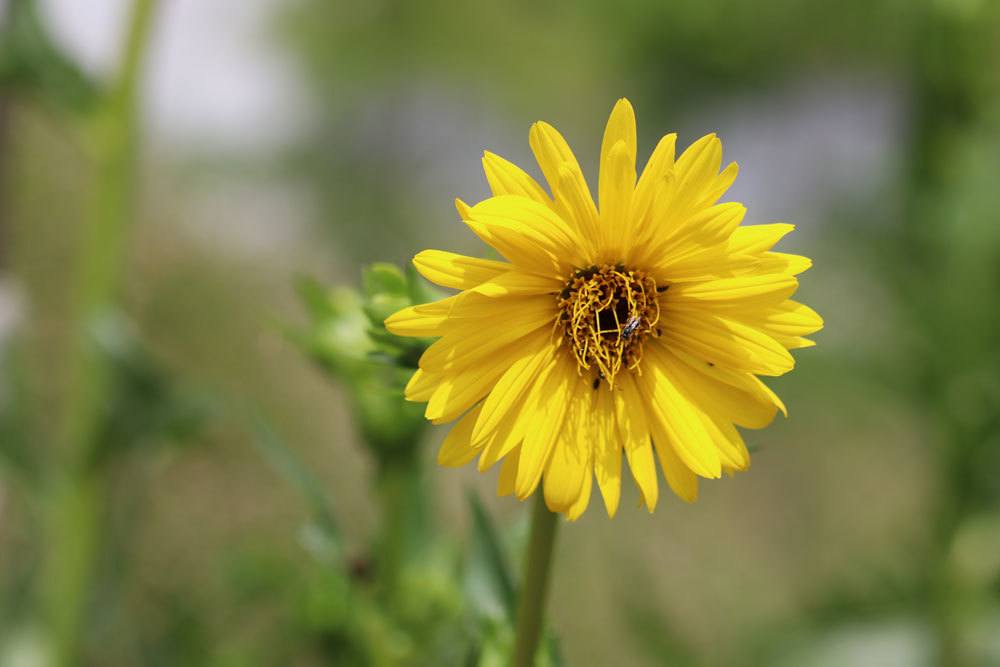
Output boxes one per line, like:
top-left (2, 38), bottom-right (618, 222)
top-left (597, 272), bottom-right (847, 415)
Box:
top-left (246, 412), bottom-right (341, 554)
top-left (0, 0), bottom-right (101, 115)
top-left (87, 311), bottom-right (211, 469)
top-left (288, 283), bottom-right (371, 379)
top-left (363, 263), bottom-right (409, 298)
top-left (543, 632), bottom-right (567, 667)
top-left (465, 491), bottom-right (516, 621)
top-left (294, 275), bottom-right (337, 320)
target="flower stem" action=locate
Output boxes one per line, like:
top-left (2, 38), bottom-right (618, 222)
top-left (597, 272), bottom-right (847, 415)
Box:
top-left (37, 1), bottom-right (158, 664)
top-left (375, 451), bottom-right (428, 594)
top-left (512, 492), bottom-right (559, 667)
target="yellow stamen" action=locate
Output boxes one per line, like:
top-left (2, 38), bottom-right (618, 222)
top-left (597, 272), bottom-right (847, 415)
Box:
top-left (555, 264), bottom-right (661, 388)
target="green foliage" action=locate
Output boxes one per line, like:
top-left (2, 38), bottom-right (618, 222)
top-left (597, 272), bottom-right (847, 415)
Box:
top-left (248, 414), bottom-right (341, 555)
top-left (0, 0), bottom-right (101, 115)
top-left (290, 265), bottom-right (436, 458)
top-left (466, 491), bottom-right (517, 622)
top-left (89, 312), bottom-right (211, 468)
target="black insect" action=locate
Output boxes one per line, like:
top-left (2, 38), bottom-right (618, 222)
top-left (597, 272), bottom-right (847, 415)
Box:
top-left (621, 315), bottom-right (642, 341)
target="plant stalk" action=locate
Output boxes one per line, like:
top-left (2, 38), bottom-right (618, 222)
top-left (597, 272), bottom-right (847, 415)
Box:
top-left (375, 450), bottom-right (427, 595)
top-left (38, 1), bottom-right (158, 664)
top-left (512, 492), bottom-right (559, 667)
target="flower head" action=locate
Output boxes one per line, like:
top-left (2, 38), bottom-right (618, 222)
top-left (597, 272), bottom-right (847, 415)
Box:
top-left (386, 99), bottom-right (823, 519)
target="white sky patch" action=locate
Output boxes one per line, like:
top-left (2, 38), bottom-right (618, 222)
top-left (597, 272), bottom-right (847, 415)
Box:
top-left (38, 0), bottom-right (309, 153)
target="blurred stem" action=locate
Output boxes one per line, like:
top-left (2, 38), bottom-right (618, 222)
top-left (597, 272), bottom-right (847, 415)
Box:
top-left (375, 450), bottom-right (427, 593)
top-left (905, 7), bottom-right (992, 667)
top-left (0, 97), bottom-right (8, 269)
top-left (0, 0), bottom-right (11, 270)
top-left (38, 1), bottom-right (158, 665)
top-left (512, 493), bottom-right (559, 667)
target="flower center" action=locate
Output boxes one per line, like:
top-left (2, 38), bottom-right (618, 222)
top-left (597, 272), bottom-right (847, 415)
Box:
top-left (556, 264), bottom-right (662, 388)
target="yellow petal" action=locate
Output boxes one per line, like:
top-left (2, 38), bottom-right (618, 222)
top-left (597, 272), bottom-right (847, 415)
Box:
top-left (663, 311), bottom-right (795, 377)
top-left (497, 446), bottom-right (521, 496)
top-left (543, 384), bottom-right (591, 514)
top-left (412, 250), bottom-right (509, 290)
top-left (663, 134), bottom-right (723, 220)
top-left (437, 405), bottom-right (483, 467)
top-left (728, 223), bottom-right (795, 255)
top-left (468, 271), bottom-right (563, 299)
top-left (703, 414), bottom-right (751, 471)
top-left (649, 346), bottom-right (777, 430)
top-left (643, 353), bottom-right (751, 471)
top-left (421, 342), bottom-right (545, 428)
top-left (529, 121), bottom-right (586, 199)
top-left (514, 359), bottom-right (573, 499)
top-left (477, 360), bottom-right (551, 472)
top-left (384, 303), bottom-right (448, 337)
top-left (736, 300), bottom-right (825, 338)
top-left (392, 290), bottom-right (555, 338)
top-left (454, 198), bottom-right (473, 219)
top-left (667, 274), bottom-right (799, 309)
top-left (465, 195), bottom-right (583, 272)
top-left (482, 151), bottom-right (551, 203)
top-left (599, 140), bottom-right (636, 257)
top-left (477, 405), bottom-right (526, 472)
top-left (636, 356), bottom-right (723, 478)
top-left (669, 346), bottom-right (787, 418)
top-left (600, 99), bottom-right (638, 176)
top-left (638, 202), bottom-right (746, 269)
top-left (419, 304), bottom-right (552, 372)
top-left (697, 161), bottom-right (738, 209)
top-left (592, 386), bottom-right (622, 518)
top-left (529, 121), bottom-right (600, 248)
top-left (749, 375), bottom-right (788, 416)
top-left (405, 368), bottom-right (437, 402)
top-left (425, 344), bottom-right (522, 423)
top-left (566, 465), bottom-right (593, 521)
top-left (647, 245), bottom-right (738, 283)
top-left (760, 251), bottom-right (812, 275)
top-left (633, 133), bottom-right (677, 226)
top-left (553, 162), bottom-right (600, 254)
top-left (424, 292), bottom-right (551, 328)
top-left (783, 336), bottom-right (816, 349)
top-left (599, 99), bottom-right (637, 249)
top-left (650, 429), bottom-right (699, 503)
top-left (612, 376), bottom-right (660, 512)
top-left (474, 344), bottom-right (553, 442)
top-left (617, 375), bottom-right (659, 511)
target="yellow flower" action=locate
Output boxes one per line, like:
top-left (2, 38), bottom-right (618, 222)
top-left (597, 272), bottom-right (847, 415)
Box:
top-left (386, 99), bottom-right (823, 520)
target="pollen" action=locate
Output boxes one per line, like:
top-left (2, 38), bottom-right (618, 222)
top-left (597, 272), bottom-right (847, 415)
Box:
top-left (555, 264), bottom-right (661, 387)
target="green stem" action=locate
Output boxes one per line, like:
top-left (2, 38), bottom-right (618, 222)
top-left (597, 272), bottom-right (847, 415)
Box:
top-left (375, 451), bottom-right (427, 594)
top-left (512, 493), bottom-right (559, 667)
top-left (38, 1), bottom-right (158, 664)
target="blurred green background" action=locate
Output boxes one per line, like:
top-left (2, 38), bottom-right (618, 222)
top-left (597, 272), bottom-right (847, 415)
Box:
top-left (1, 0), bottom-right (1000, 665)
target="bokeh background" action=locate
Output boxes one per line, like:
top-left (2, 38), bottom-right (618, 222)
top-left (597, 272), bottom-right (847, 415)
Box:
top-left (2, 1), bottom-right (1000, 665)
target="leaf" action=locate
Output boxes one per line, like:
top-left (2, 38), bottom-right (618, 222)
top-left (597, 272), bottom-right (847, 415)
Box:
top-left (465, 490), bottom-right (516, 621)
top-left (86, 311), bottom-right (212, 469)
top-left (0, 0), bottom-right (101, 115)
top-left (465, 491), bottom-right (565, 666)
top-left (543, 632), bottom-right (567, 667)
top-left (363, 263), bottom-right (409, 299)
top-left (246, 412), bottom-right (341, 555)
top-left (294, 275), bottom-right (337, 320)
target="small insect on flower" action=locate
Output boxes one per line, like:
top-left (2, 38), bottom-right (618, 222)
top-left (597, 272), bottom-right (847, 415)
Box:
top-left (386, 98), bottom-right (823, 520)
top-left (620, 315), bottom-right (642, 341)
